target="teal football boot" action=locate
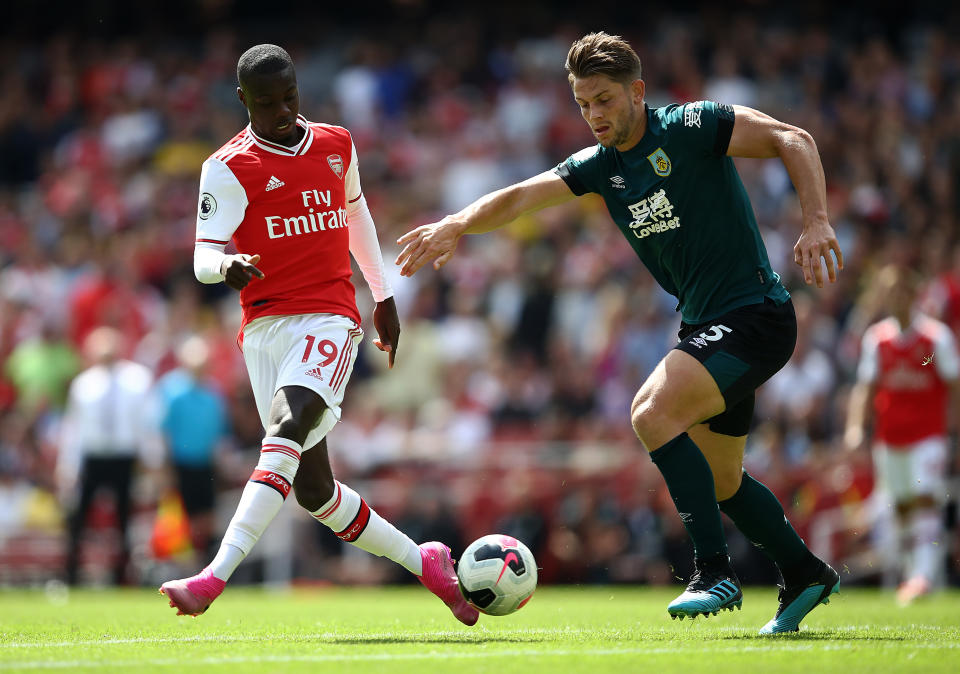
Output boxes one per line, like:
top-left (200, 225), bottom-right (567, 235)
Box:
top-left (759, 560), bottom-right (839, 634)
top-left (668, 555), bottom-right (743, 620)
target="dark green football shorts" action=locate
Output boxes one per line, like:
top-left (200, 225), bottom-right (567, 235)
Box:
top-left (674, 298), bottom-right (797, 436)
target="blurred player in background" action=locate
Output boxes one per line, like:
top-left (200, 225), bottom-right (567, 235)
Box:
top-left (845, 265), bottom-right (959, 604)
top-left (398, 32), bottom-right (842, 633)
top-left (159, 45), bottom-right (478, 626)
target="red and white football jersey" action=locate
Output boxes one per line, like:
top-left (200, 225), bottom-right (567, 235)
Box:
top-left (857, 314), bottom-right (959, 446)
top-left (196, 115), bottom-right (366, 332)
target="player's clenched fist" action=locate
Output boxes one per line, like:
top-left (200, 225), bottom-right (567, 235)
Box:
top-left (395, 218), bottom-right (464, 277)
top-left (220, 253), bottom-right (265, 290)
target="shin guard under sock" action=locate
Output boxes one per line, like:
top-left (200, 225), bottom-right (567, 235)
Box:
top-left (650, 433), bottom-right (727, 559)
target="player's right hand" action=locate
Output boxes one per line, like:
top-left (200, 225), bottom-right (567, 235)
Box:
top-left (221, 253), bottom-right (265, 291)
top-left (794, 218), bottom-right (843, 288)
top-left (395, 218), bottom-right (463, 277)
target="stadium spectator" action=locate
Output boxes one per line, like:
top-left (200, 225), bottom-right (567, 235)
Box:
top-left (4, 320), bottom-right (79, 416)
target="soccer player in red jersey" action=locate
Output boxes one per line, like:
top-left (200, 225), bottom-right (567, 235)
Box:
top-left (846, 265), bottom-right (959, 604)
top-left (159, 45), bottom-right (477, 625)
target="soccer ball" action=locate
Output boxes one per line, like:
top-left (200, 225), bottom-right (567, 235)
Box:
top-left (456, 534), bottom-right (537, 616)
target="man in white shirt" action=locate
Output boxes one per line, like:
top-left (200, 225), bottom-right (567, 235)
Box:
top-left (58, 326), bottom-right (156, 585)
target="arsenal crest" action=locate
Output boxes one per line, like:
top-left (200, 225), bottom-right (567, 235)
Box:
top-left (327, 154), bottom-right (344, 179)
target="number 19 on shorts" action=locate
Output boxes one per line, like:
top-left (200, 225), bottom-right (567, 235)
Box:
top-left (302, 334), bottom-right (339, 365)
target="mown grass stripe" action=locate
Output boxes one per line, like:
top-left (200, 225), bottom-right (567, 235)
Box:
top-left (4, 642), bottom-right (960, 670)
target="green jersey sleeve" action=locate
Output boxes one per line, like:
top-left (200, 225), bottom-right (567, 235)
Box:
top-left (554, 145), bottom-right (603, 196)
top-left (663, 100), bottom-right (735, 158)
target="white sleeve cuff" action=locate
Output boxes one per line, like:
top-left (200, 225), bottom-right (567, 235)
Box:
top-left (347, 194), bottom-right (393, 302)
top-left (194, 243), bottom-right (227, 284)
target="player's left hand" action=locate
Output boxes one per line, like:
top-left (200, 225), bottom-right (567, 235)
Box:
top-left (794, 217), bottom-right (843, 288)
top-left (372, 296), bottom-right (400, 368)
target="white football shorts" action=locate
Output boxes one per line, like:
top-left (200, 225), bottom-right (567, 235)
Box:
top-left (242, 313), bottom-right (363, 449)
top-left (873, 436), bottom-right (948, 502)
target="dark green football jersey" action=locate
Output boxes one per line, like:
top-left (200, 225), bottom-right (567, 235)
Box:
top-left (554, 101), bottom-right (789, 325)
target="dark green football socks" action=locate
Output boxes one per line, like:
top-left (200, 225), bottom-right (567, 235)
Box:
top-left (649, 432), bottom-right (728, 559)
top-left (718, 471), bottom-right (816, 583)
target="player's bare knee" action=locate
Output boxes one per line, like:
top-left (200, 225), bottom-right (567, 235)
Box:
top-left (631, 396), bottom-right (679, 450)
top-left (265, 413), bottom-right (309, 446)
top-left (630, 399), bottom-right (654, 447)
top-left (714, 469), bottom-right (743, 501)
top-left (894, 501), bottom-right (914, 518)
top-left (293, 474), bottom-right (335, 512)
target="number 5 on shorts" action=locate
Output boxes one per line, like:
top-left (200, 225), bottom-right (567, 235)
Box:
top-left (301, 335), bottom-right (339, 365)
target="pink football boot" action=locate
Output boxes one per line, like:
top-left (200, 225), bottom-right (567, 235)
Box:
top-left (159, 567), bottom-right (226, 616)
top-left (417, 542), bottom-right (479, 626)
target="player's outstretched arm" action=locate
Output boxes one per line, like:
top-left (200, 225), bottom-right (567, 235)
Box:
top-left (396, 170), bottom-right (576, 277)
top-left (726, 105), bottom-right (843, 288)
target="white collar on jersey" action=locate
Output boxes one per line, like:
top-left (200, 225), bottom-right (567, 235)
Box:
top-left (246, 115), bottom-right (313, 157)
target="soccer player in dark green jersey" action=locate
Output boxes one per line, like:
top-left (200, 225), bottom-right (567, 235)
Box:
top-left (397, 32), bottom-right (843, 634)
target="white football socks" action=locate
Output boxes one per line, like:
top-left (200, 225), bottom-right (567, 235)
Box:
top-left (208, 437), bottom-right (302, 582)
top-left (909, 509), bottom-right (943, 583)
top-left (311, 481), bottom-right (422, 575)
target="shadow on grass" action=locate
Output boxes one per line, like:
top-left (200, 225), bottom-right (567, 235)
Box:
top-left (721, 631), bottom-right (907, 642)
top-left (325, 634), bottom-right (552, 645)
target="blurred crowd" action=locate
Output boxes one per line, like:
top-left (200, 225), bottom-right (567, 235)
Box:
top-left (1, 3), bottom-right (959, 590)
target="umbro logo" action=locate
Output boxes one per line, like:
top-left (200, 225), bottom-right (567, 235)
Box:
top-left (610, 175), bottom-right (626, 189)
top-left (265, 175), bottom-right (285, 191)
top-left (305, 367), bottom-right (324, 381)
top-left (687, 325), bottom-right (731, 350)
top-left (678, 512), bottom-right (693, 523)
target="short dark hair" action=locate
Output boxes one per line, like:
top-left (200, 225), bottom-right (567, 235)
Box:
top-left (876, 264), bottom-right (923, 294)
top-left (237, 44), bottom-right (295, 87)
top-left (565, 32), bottom-right (641, 85)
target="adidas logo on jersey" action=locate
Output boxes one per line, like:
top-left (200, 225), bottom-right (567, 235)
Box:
top-left (265, 176), bottom-right (285, 191)
top-left (305, 367), bottom-right (324, 381)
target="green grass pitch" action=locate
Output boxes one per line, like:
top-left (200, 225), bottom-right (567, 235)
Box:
top-left (1, 586), bottom-right (958, 673)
